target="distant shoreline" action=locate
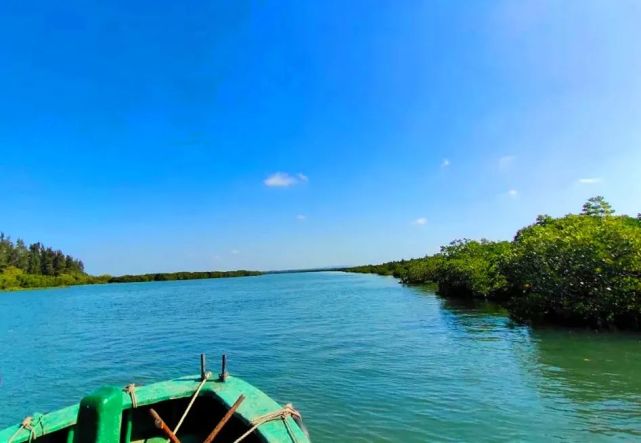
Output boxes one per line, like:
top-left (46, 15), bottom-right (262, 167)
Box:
top-left (0, 268), bottom-right (355, 292)
top-left (0, 269), bottom-right (263, 292)
top-left (0, 232), bottom-right (354, 292)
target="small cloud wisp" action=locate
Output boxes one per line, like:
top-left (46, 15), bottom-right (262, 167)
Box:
top-left (264, 172), bottom-right (309, 187)
top-left (578, 177), bottom-right (603, 184)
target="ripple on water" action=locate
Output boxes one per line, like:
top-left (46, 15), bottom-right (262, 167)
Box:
top-left (1, 272), bottom-right (641, 441)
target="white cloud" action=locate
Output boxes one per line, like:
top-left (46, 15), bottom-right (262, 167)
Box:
top-left (412, 217), bottom-right (427, 225)
top-left (296, 214), bottom-right (307, 221)
top-left (230, 249), bottom-right (240, 255)
top-left (499, 155), bottom-right (516, 170)
top-left (441, 158), bottom-right (450, 168)
top-left (507, 189), bottom-right (519, 198)
top-left (578, 177), bottom-right (603, 184)
top-left (264, 172), bottom-right (309, 187)
top-left (264, 172), bottom-right (296, 187)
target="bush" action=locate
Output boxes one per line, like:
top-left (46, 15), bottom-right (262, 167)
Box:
top-left (434, 239), bottom-right (511, 299)
top-left (347, 197), bottom-right (641, 330)
top-left (0, 266), bottom-right (23, 290)
top-left (0, 267), bottom-right (111, 291)
top-left (401, 256), bottom-right (443, 284)
top-left (503, 213), bottom-right (641, 328)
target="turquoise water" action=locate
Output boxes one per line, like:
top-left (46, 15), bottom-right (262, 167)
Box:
top-left (1, 272), bottom-right (641, 441)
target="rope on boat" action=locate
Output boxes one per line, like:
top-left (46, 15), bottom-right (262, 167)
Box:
top-left (171, 371), bottom-right (212, 437)
top-left (124, 383), bottom-right (138, 408)
top-left (7, 416), bottom-right (43, 443)
top-left (232, 404), bottom-right (303, 443)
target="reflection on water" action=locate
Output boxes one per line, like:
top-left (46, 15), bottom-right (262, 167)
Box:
top-left (412, 284), bottom-right (641, 439)
top-left (0, 272), bottom-right (640, 441)
top-left (531, 329), bottom-right (641, 438)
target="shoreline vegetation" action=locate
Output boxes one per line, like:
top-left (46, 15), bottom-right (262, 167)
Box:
top-left (345, 197), bottom-right (641, 330)
top-left (108, 270), bottom-right (262, 283)
top-left (3, 196), bottom-right (639, 331)
top-left (0, 267), bottom-right (263, 291)
top-left (0, 236), bottom-right (262, 291)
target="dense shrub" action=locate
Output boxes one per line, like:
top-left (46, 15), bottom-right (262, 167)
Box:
top-left (107, 270), bottom-right (262, 283)
top-left (349, 259), bottom-right (420, 279)
top-left (348, 240), bottom-right (511, 297)
top-left (401, 256), bottom-right (443, 284)
top-left (503, 213), bottom-right (641, 328)
top-left (346, 196), bottom-right (641, 329)
top-left (433, 240), bottom-right (511, 299)
top-left (0, 266), bottom-right (111, 290)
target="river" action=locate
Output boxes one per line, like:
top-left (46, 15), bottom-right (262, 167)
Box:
top-left (1, 272), bottom-right (640, 441)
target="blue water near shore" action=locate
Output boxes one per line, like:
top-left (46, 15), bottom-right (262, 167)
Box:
top-left (1, 272), bottom-right (641, 441)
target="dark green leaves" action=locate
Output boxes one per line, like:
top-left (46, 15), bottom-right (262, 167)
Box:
top-left (347, 197), bottom-right (641, 329)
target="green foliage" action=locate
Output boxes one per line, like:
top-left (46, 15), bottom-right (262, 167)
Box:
top-left (0, 266), bottom-right (111, 291)
top-left (0, 234), bottom-right (84, 276)
top-left (349, 259), bottom-right (418, 279)
top-left (0, 234), bottom-right (92, 291)
top-left (108, 270), bottom-right (262, 283)
top-left (0, 266), bottom-right (22, 290)
top-left (347, 196), bottom-right (641, 330)
top-left (347, 240), bottom-right (510, 298)
top-left (581, 195), bottom-right (615, 217)
top-left (503, 212), bottom-right (641, 328)
top-left (402, 256), bottom-right (443, 284)
top-left (0, 232), bottom-right (262, 291)
top-left (434, 239), bottom-right (511, 299)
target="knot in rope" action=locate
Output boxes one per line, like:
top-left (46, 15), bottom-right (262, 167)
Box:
top-left (8, 415), bottom-right (41, 443)
top-left (123, 383), bottom-right (138, 408)
top-left (250, 404), bottom-right (301, 425)
top-left (233, 404), bottom-right (304, 443)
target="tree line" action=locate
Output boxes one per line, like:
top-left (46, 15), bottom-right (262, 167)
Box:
top-left (347, 197), bottom-right (641, 330)
top-left (0, 234), bottom-right (262, 290)
top-left (0, 234), bottom-right (106, 290)
top-left (0, 234), bottom-right (85, 276)
top-left (109, 270), bottom-right (262, 283)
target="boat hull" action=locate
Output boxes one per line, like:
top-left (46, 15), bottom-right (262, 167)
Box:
top-left (0, 375), bottom-right (309, 443)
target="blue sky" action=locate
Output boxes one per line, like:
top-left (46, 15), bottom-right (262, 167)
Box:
top-left (1, 1), bottom-right (640, 275)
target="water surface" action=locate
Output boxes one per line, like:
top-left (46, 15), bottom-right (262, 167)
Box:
top-left (1, 272), bottom-right (640, 441)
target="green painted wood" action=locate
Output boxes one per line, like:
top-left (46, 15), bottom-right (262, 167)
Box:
top-left (122, 410), bottom-right (133, 443)
top-left (75, 386), bottom-right (123, 443)
top-left (0, 405), bottom-right (79, 443)
top-left (0, 375), bottom-right (310, 443)
top-left (66, 427), bottom-right (75, 443)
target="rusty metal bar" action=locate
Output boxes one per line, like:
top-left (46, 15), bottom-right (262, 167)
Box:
top-left (203, 395), bottom-right (245, 443)
top-left (200, 353), bottom-right (207, 381)
top-left (149, 408), bottom-right (181, 443)
top-left (219, 354), bottom-right (228, 381)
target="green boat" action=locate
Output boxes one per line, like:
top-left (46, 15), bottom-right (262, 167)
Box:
top-left (0, 355), bottom-right (310, 443)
